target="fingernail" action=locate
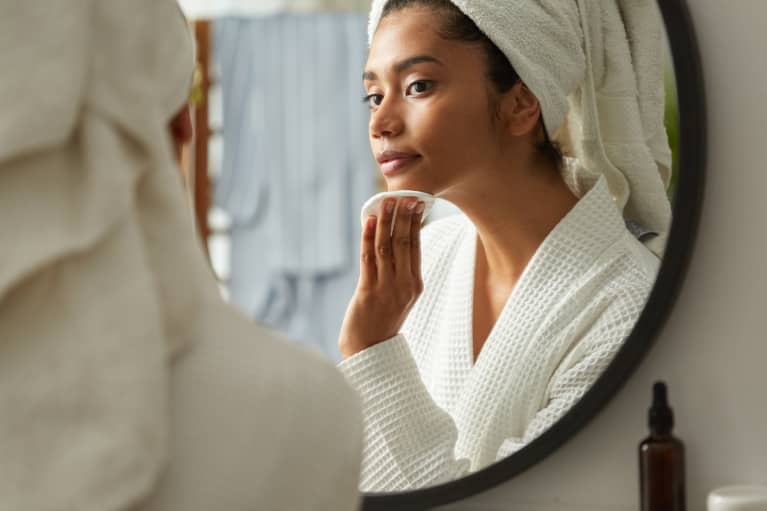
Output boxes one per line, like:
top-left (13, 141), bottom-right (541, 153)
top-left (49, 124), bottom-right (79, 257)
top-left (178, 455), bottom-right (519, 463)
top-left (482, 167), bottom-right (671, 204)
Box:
top-left (385, 200), bottom-right (395, 213)
top-left (415, 201), bottom-right (425, 214)
top-left (407, 200), bottom-right (418, 211)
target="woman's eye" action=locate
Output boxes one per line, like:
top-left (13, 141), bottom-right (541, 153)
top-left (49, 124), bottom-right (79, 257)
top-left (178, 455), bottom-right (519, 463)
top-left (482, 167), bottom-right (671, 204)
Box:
top-left (362, 93), bottom-right (383, 109)
top-left (406, 80), bottom-right (434, 96)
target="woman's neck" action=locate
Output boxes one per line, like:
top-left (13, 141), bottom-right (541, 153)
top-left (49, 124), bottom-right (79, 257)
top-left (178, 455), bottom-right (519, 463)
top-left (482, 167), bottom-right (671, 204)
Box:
top-left (443, 157), bottom-right (579, 287)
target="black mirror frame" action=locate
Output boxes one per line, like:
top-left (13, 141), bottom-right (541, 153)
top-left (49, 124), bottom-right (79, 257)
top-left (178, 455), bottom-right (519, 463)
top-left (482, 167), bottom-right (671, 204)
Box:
top-left (361, 0), bottom-right (706, 509)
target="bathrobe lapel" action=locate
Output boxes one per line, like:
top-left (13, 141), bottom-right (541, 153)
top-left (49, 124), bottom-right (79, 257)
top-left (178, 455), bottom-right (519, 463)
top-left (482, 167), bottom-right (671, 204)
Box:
top-left (426, 222), bottom-right (475, 413)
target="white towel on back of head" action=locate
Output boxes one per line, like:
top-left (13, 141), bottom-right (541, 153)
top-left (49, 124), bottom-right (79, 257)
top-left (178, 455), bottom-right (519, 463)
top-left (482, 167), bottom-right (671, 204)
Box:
top-left (368, 0), bottom-right (672, 256)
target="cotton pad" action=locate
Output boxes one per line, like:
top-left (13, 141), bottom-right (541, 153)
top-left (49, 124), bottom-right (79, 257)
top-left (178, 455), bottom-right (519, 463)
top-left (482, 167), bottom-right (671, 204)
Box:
top-left (360, 190), bottom-right (436, 228)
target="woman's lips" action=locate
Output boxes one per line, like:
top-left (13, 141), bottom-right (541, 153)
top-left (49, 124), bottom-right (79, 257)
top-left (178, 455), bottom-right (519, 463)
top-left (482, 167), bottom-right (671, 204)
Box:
top-left (379, 155), bottom-right (421, 176)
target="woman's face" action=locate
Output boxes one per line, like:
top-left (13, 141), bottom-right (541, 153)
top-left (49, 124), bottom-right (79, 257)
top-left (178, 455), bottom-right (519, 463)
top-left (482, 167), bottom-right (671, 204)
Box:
top-left (364, 7), bottom-right (505, 195)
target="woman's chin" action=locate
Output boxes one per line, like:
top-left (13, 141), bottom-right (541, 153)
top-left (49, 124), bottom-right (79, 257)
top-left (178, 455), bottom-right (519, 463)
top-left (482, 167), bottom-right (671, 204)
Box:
top-left (384, 176), bottom-right (432, 194)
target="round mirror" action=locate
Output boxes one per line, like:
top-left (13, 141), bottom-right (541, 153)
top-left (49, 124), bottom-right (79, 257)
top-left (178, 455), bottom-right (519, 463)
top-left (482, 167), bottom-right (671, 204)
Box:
top-left (179, 0), bottom-right (704, 508)
top-left (358, 0), bottom-right (705, 507)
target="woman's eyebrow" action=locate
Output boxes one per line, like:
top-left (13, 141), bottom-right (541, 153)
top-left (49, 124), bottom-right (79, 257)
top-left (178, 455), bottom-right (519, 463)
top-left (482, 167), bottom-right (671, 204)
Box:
top-left (363, 55), bottom-right (444, 81)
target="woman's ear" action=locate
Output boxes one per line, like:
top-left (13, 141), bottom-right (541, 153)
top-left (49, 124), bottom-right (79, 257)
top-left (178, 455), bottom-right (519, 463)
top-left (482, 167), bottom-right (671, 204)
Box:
top-left (170, 103), bottom-right (194, 154)
top-left (498, 82), bottom-right (542, 138)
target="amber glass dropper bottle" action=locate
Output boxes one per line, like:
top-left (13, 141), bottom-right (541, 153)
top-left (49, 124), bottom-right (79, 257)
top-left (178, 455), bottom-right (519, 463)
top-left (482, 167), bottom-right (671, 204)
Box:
top-left (639, 381), bottom-right (686, 511)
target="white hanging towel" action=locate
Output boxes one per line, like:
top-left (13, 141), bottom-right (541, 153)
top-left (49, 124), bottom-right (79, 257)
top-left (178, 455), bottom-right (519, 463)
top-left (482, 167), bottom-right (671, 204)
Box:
top-left (179, 0), bottom-right (370, 18)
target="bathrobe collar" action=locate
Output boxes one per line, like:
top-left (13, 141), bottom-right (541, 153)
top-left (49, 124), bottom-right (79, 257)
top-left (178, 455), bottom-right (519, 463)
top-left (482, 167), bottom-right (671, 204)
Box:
top-left (446, 176), bottom-right (627, 374)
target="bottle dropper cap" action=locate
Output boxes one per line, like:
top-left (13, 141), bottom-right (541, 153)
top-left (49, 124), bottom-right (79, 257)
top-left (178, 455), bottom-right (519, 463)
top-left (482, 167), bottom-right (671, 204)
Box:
top-left (648, 381), bottom-right (674, 434)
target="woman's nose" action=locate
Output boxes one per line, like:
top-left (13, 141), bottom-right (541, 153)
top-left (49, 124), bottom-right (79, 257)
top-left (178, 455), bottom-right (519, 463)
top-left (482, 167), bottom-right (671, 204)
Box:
top-left (369, 100), bottom-right (404, 139)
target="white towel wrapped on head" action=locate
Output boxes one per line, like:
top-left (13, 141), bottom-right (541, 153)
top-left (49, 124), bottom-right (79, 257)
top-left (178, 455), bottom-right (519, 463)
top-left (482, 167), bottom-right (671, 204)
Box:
top-left (368, 0), bottom-right (672, 255)
top-left (0, 2), bottom-right (364, 510)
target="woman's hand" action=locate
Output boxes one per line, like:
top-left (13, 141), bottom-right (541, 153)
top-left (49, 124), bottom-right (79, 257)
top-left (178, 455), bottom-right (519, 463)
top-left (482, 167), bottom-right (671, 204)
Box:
top-left (338, 197), bottom-right (426, 359)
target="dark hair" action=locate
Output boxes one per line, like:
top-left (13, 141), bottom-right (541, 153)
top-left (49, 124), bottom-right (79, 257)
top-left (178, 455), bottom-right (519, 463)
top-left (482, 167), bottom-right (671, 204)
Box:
top-left (380, 0), bottom-right (563, 167)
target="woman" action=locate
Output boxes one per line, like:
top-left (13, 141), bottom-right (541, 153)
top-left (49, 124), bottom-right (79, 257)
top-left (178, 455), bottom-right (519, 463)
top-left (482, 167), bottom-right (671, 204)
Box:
top-left (337, 0), bottom-right (671, 491)
top-left (0, 1), bottom-right (363, 510)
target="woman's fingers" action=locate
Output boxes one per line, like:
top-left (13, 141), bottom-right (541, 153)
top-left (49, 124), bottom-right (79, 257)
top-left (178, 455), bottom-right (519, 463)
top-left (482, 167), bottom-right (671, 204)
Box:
top-left (411, 201), bottom-right (424, 290)
top-left (392, 198), bottom-right (417, 286)
top-left (375, 199), bottom-right (396, 282)
top-left (358, 215), bottom-right (378, 290)
top-left (371, 196), bottom-right (423, 303)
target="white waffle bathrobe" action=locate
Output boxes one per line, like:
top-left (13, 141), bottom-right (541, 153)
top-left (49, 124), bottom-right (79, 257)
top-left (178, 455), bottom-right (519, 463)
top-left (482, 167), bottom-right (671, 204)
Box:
top-left (339, 177), bottom-right (659, 491)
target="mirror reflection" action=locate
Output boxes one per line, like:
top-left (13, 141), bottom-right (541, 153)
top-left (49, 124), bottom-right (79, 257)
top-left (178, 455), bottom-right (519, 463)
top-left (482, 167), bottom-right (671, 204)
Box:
top-left (180, 0), bottom-right (678, 492)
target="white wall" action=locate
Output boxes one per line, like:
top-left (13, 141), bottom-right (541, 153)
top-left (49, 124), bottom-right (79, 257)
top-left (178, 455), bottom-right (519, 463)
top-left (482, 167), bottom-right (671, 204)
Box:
top-left (440, 1), bottom-right (767, 510)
